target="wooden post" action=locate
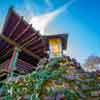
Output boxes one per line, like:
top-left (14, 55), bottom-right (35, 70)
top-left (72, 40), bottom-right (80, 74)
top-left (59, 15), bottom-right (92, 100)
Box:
top-left (8, 47), bottom-right (20, 76)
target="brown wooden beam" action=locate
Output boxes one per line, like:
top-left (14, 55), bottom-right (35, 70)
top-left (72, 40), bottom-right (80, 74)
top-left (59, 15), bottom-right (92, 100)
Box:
top-left (0, 44), bottom-right (11, 56)
top-left (20, 31), bottom-right (38, 44)
top-left (9, 16), bottom-right (23, 37)
top-left (0, 47), bottom-right (13, 60)
top-left (15, 25), bottom-right (30, 41)
top-left (0, 34), bottom-right (40, 60)
top-left (21, 36), bottom-right (41, 48)
top-left (26, 38), bottom-right (41, 48)
top-left (2, 16), bottom-right (23, 52)
top-left (20, 33), bottom-right (39, 48)
top-left (33, 48), bottom-right (45, 54)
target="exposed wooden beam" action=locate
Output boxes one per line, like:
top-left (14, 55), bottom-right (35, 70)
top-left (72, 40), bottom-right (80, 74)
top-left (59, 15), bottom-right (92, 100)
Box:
top-left (15, 24), bottom-right (32, 41)
top-left (9, 16), bottom-right (23, 37)
top-left (0, 47), bottom-right (13, 60)
top-left (21, 35), bottom-right (39, 48)
top-left (33, 48), bottom-right (45, 54)
top-left (0, 44), bottom-right (10, 56)
top-left (2, 17), bottom-right (23, 53)
top-left (0, 34), bottom-right (41, 60)
top-left (31, 43), bottom-right (44, 51)
top-left (20, 31), bottom-right (38, 44)
top-left (23, 47), bottom-right (40, 60)
top-left (26, 38), bottom-right (41, 48)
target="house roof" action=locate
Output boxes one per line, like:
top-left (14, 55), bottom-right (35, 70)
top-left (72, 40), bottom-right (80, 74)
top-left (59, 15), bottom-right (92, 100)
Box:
top-left (0, 7), bottom-right (47, 66)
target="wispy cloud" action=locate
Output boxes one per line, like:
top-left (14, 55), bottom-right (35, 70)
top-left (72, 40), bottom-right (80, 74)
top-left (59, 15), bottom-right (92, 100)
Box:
top-left (29, 0), bottom-right (76, 35)
top-left (45, 0), bottom-right (53, 9)
top-left (22, 0), bottom-right (36, 21)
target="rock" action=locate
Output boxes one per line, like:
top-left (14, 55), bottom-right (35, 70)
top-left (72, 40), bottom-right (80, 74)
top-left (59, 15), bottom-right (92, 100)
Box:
top-left (44, 96), bottom-right (55, 100)
top-left (55, 93), bottom-right (65, 100)
top-left (55, 80), bottom-right (63, 85)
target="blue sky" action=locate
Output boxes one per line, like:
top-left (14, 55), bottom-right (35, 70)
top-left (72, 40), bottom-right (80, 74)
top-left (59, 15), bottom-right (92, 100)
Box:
top-left (0, 0), bottom-right (100, 64)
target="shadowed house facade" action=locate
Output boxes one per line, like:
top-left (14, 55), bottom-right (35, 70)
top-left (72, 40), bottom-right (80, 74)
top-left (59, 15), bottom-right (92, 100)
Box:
top-left (43, 34), bottom-right (68, 59)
